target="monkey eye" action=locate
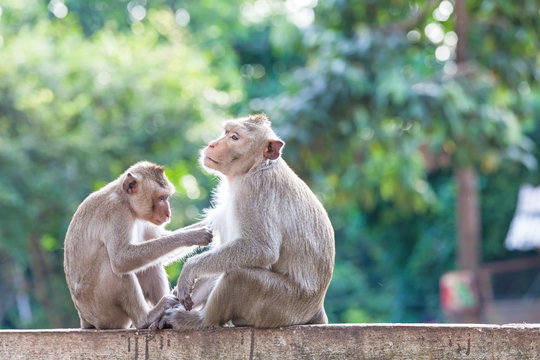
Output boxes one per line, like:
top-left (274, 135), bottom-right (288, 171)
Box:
top-left (230, 133), bottom-right (239, 141)
top-left (159, 195), bottom-right (168, 202)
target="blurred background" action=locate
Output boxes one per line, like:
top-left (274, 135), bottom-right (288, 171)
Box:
top-left (0, 0), bottom-right (539, 328)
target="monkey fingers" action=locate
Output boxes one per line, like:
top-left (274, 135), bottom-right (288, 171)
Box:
top-left (176, 272), bottom-right (195, 311)
top-left (149, 305), bottom-right (182, 330)
top-left (151, 316), bottom-right (172, 330)
top-left (148, 321), bottom-right (159, 330)
top-left (148, 317), bottom-right (171, 330)
top-left (144, 295), bottom-right (180, 329)
top-left (180, 294), bottom-right (194, 311)
top-left (177, 227), bottom-right (213, 247)
top-left (196, 227), bottom-right (213, 246)
top-left (158, 307), bottom-right (181, 330)
top-left (175, 283), bottom-right (193, 310)
top-left (157, 317), bottom-right (169, 330)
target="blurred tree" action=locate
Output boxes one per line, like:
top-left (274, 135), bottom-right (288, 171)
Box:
top-left (0, 0), bottom-right (240, 328)
top-left (0, 0), bottom-right (538, 328)
top-left (247, 0), bottom-right (539, 322)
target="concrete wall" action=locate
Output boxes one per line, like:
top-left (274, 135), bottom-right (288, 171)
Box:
top-left (1, 324), bottom-right (539, 359)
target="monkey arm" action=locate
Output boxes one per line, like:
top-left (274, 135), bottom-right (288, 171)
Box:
top-left (179, 220), bottom-right (209, 231)
top-left (143, 220), bottom-right (208, 240)
top-left (186, 237), bottom-right (279, 276)
top-left (181, 193), bottom-right (282, 278)
top-left (106, 227), bottom-right (212, 275)
top-left (140, 221), bottom-right (212, 267)
top-left (175, 231), bottom-right (279, 310)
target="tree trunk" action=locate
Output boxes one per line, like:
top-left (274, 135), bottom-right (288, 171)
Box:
top-left (456, 168), bottom-right (480, 271)
top-left (454, 0), bottom-right (482, 322)
top-left (454, 0), bottom-right (479, 272)
top-left (454, 0), bottom-right (468, 64)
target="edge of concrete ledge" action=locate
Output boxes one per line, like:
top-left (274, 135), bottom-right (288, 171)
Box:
top-left (1, 323), bottom-right (539, 359)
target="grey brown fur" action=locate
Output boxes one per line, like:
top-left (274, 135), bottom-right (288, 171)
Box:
top-left (64, 161), bottom-right (212, 329)
top-left (151, 115), bottom-right (335, 330)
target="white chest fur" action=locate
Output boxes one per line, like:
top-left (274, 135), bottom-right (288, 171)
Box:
top-left (131, 219), bottom-right (146, 244)
top-left (208, 180), bottom-right (241, 245)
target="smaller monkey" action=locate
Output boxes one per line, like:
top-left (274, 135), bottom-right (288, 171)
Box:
top-left (64, 161), bottom-right (212, 329)
top-left (149, 114), bottom-right (335, 331)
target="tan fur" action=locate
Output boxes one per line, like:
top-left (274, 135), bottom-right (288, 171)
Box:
top-left (151, 115), bottom-right (335, 330)
top-left (63, 161), bottom-right (212, 329)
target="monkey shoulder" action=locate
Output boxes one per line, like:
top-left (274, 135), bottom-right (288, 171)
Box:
top-left (66, 187), bottom-right (129, 260)
top-left (73, 186), bottom-right (123, 219)
top-left (244, 161), bottom-right (315, 206)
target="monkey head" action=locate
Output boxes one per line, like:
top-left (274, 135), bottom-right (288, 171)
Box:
top-left (121, 161), bottom-right (175, 226)
top-left (200, 114), bottom-right (285, 178)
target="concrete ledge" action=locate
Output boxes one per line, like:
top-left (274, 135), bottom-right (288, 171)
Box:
top-left (1, 324), bottom-right (540, 359)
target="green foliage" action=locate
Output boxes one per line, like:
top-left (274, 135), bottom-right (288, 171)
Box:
top-left (0, 0), bottom-right (237, 328)
top-left (246, 0), bottom-right (539, 322)
top-left (0, 0), bottom-right (539, 328)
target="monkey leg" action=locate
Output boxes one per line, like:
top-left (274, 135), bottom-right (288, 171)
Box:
top-left (136, 264), bottom-right (169, 306)
top-left (79, 270), bottom-right (170, 329)
top-left (202, 268), bottom-right (322, 328)
top-left (161, 269), bottom-right (322, 330)
top-left (74, 272), bottom-right (145, 329)
top-left (154, 276), bottom-right (219, 330)
top-left (111, 274), bottom-right (150, 328)
top-left (306, 306), bottom-right (328, 324)
top-left (118, 273), bottom-right (184, 329)
top-left (190, 275), bottom-right (220, 309)
top-left (77, 309), bottom-right (96, 329)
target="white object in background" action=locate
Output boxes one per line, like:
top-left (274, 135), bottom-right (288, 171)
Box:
top-left (505, 184), bottom-right (540, 251)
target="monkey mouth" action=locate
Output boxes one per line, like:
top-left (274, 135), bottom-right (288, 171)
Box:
top-left (205, 156), bottom-right (219, 165)
top-left (152, 216), bottom-right (170, 226)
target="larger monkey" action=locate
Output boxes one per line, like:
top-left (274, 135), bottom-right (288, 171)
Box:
top-left (151, 114), bottom-right (335, 330)
top-left (64, 161), bottom-right (212, 329)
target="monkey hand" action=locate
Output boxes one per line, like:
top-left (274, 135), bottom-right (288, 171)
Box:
top-left (190, 227), bottom-right (213, 246)
top-left (175, 263), bottom-right (196, 311)
top-left (148, 304), bottom-right (182, 330)
top-left (175, 227), bottom-right (213, 247)
top-left (177, 284), bottom-right (194, 311)
top-left (142, 295), bottom-right (180, 329)
top-left (151, 305), bottom-right (186, 330)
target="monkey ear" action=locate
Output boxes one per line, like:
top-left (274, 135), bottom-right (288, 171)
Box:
top-left (122, 173), bottom-right (139, 194)
top-left (263, 140), bottom-right (284, 160)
